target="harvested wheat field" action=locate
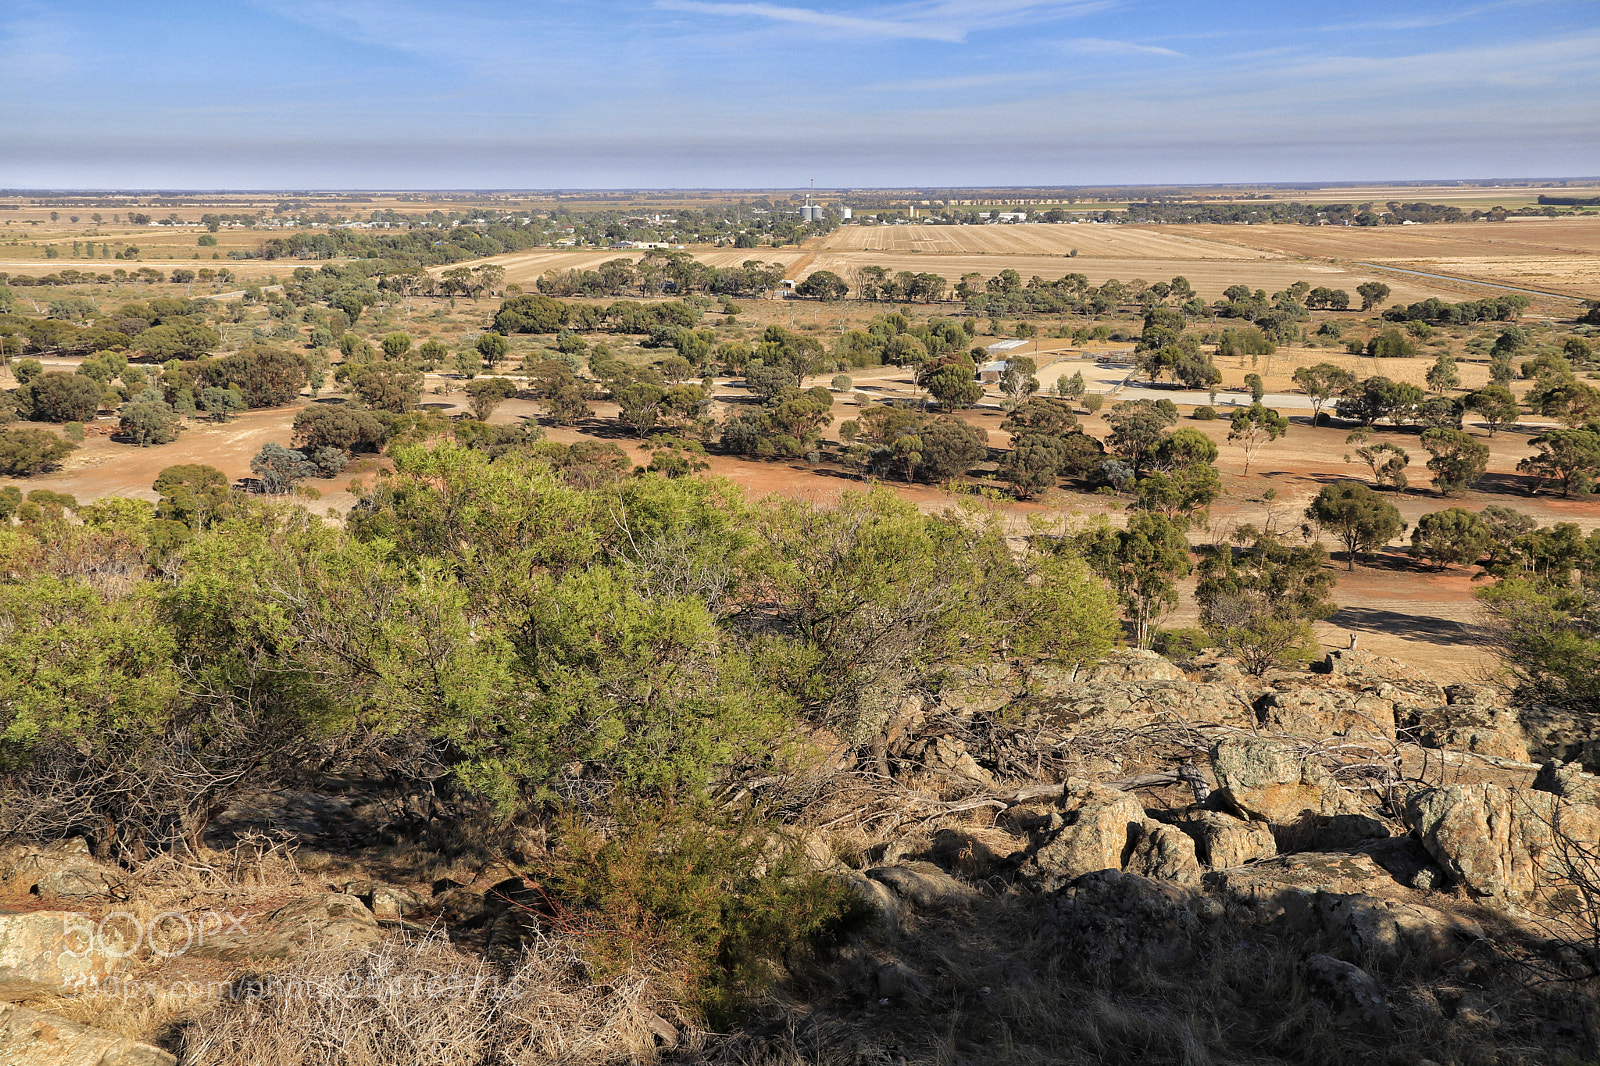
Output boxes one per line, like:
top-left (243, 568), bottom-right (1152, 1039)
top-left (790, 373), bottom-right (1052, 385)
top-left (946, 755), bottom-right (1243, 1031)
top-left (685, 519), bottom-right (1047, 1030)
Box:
top-left (1173, 216), bottom-right (1600, 298)
top-left (820, 222), bottom-right (1260, 259)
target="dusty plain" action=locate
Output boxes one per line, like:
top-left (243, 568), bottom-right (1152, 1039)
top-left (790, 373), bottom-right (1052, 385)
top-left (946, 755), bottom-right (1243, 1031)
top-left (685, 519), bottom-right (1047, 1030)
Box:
top-left (5, 191), bottom-right (1599, 684)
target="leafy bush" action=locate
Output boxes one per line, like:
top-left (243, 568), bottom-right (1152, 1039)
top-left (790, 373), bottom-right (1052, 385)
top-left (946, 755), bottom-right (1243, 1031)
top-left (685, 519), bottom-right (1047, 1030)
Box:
top-left (0, 427), bottom-right (76, 475)
top-left (533, 802), bottom-right (859, 1021)
top-left (1192, 405), bottom-right (1217, 420)
top-left (1152, 627), bottom-right (1213, 659)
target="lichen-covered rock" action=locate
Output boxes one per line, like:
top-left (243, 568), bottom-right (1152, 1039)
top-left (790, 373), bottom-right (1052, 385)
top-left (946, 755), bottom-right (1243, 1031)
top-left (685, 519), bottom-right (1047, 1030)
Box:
top-left (2, 840), bottom-right (111, 900)
top-left (0, 911), bottom-right (128, 998)
top-left (1047, 869), bottom-right (1217, 978)
top-left (1315, 893), bottom-right (1484, 963)
top-left (1305, 954), bottom-right (1393, 1035)
top-left (0, 1003), bottom-right (175, 1066)
top-left (1082, 649), bottom-right (1187, 685)
top-left (1532, 761), bottom-right (1600, 808)
top-left (1125, 821), bottom-right (1202, 884)
top-left (1182, 810), bottom-right (1277, 869)
top-left (916, 735), bottom-right (993, 786)
top-left (1403, 783), bottom-right (1600, 905)
top-left (1032, 779), bottom-right (1146, 879)
top-left (1209, 738), bottom-right (1359, 825)
top-left (191, 892), bottom-right (380, 961)
top-left (866, 862), bottom-right (978, 909)
top-left (1257, 688), bottom-right (1396, 740)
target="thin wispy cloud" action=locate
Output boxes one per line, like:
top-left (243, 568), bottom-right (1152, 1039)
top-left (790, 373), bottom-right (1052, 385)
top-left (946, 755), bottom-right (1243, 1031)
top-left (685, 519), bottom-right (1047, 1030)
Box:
top-left (867, 70), bottom-right (1053, 92)
top-left (656, 1), bottom-right (966, 41)
top-left (4, 0), bottom-right (1597, 188)
top-left (655, 0), bottom-right (1115, 43)
top-left (1310, 0), bottom-right (1556, 33)
top-left (1053, 37), bottom-right (1183, 57)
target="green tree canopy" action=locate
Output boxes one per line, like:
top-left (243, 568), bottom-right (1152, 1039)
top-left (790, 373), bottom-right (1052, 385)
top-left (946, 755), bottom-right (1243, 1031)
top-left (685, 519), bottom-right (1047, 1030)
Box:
top-left (1307, 481), bottom-right (1406, 570)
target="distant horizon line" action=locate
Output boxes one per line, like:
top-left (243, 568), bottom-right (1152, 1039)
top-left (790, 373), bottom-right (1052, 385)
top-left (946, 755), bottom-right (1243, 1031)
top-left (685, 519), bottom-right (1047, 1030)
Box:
top-left (4, 178), bottom-right (1600, 198)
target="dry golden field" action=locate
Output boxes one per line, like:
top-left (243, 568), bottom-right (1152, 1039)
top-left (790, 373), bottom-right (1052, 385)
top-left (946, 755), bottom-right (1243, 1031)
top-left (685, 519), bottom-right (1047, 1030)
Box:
top-left (819, 222), bottom-right (1262, 259)
top-left (1167, 217), bottom-right (1600, 298)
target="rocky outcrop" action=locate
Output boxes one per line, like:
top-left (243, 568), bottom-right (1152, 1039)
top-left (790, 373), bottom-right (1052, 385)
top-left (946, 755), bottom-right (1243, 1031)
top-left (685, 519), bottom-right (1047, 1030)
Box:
top-left (1181, 810), bottom-right (1277, 869)
top-left (1209, 738), bottom-right (1358, 826)
top-left (2, 840), bottom-right (112, 900)
top-left (0, 912), bottom-right (127, 998)
top-left (1125, 821), bottom-right (1202, 884)
top-left (1256, 688), bottom-right (1397, 741)
top-left (1403, 783), bottom-right (1600, 905)
top-left (1046, 870), bottom-right (1218, 977)
top-left (1532, 760), bottom-right (1600, 807)
top-left (0, 1003), bottom-right (174, 1066)
top-left (1032, 779), bottom-right (1145, 880)
top-left (191, 892), bottom-right (381, 961)
top-left (1305, 954), bottom-right (1392, 1035)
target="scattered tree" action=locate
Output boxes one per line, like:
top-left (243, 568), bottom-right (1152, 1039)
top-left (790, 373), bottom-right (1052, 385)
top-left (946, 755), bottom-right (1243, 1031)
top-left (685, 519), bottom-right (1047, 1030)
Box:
top-left (1306, 481), bottom-right (1406, 569)
top-left (1077, 512), bottom-right (1192, 650)
top-left (1227, 402), bottom-right (1288, 475)
top-left (1409, 508), bottom-right (1491, 571)
top-left (1420, 427), bottom-right (1490, 495)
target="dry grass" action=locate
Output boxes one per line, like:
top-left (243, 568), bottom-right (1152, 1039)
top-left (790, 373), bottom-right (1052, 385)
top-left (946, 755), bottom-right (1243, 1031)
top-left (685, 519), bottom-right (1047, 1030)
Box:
top-left (179, 932), bottom-right (671, 1066)
top-left (704, 883), bottom-right (1600, 1066)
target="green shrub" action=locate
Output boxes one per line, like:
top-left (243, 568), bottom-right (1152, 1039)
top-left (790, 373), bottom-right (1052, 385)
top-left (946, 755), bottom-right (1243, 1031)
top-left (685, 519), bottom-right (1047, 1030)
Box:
top-left (1191, 405), bottom-right (1217, 421)
top-left (532, 802), bottom-right (860, 1023)
top-left (1152, 627), bottom-right (1213, 659)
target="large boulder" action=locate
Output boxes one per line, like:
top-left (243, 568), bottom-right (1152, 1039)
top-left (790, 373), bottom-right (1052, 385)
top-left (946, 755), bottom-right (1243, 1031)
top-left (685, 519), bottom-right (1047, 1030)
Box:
top-left (2, 840), bottom-right (111, 900)
top-left (1181, 810), bottom-right (1277, 869)
top-left (1533, 761), bottom-right (1600, 808)
top-left (1403, 783), bottom-right (1600, 906)
top-left (1032, 779), bottom-right (1146, 880)
top-left (1125, 821), bottom-right (1202, 884)
top-left (1256, 688), bottom-right (1396, 741)
top-left (1205, 851), bottom-right (1402, 931)
top-left (1305, 954), bottom-right (1392, 1035)
top-left (190, 892), bottom-right (380, 961)
top-left (1046, 869), bottom-right (1218, 978)
top-left (865, 862), bottom-right (978, 909)
top-left (0, 1003), bottom-right (174, 1066)
top-left (1209, 738), bottom-right (1359, 826)
top-left (0, 911), bottom-right (127, 998)
top-left (1082, 650), bottom-right (1186, 685)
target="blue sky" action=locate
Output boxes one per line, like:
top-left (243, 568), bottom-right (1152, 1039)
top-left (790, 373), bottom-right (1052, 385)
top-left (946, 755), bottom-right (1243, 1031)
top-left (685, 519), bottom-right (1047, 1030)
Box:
top-left (3, 0), bottom-right (1597, 189)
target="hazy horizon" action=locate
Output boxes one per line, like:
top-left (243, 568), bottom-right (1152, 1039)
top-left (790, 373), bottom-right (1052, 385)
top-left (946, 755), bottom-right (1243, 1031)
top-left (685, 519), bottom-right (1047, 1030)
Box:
top-left (4, 0), bottom-right (1598, 189)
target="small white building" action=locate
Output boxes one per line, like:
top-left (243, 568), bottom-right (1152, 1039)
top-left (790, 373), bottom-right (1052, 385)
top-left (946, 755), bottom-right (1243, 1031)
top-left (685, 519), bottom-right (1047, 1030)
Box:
top-left (977, 360), bottom-right (1010, 383)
